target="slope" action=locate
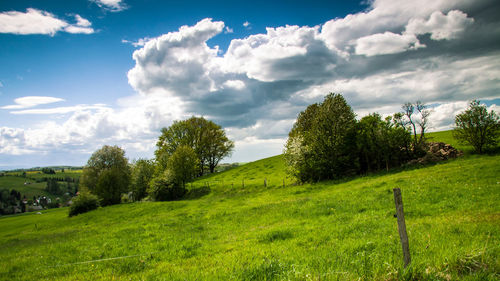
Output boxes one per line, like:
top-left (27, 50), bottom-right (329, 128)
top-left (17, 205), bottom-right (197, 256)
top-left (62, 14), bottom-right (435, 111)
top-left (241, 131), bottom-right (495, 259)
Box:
top-left (0, 152), bottom-right (498, 280)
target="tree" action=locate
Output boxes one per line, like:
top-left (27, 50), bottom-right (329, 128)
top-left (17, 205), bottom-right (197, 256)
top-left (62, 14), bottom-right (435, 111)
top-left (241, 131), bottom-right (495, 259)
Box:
top-left (453, 100), bottom-right (500, 154)
top-left (284, 93), bottom-right (358, 182)
top-left (130, 159), bottom-right (155, 201)
top-left (155, 116), bottom-right (234, 175)
top-left (147, 171), bottom-right (186, 201)
top-left (401, 101), bottom-right (430, 153)
top-left (357, 114), bottom-right (412, 173)
top-left (80, 145), bottom-right (131, 206)
top-left (46, 178), bottom-right (62, 195)
top-left (168, 145), bottom-right (199, 187)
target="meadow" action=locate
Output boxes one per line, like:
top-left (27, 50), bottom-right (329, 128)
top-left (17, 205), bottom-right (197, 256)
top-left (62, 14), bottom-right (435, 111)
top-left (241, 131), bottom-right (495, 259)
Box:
top-left (0, 131), bottom-right (498, 280)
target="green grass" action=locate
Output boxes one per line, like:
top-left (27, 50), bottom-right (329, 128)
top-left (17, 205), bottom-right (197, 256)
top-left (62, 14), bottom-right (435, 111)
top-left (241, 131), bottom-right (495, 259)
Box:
top-left (0, 130), bottom-right (499, 280)
top-left (0, 175), bottom-right (51, 198)
top-left (191, 154), bottom-right (292, 191)
top-left (1, 155), bottom-right (499, 280)
top-left (425, 130), bottom-right (474, 153)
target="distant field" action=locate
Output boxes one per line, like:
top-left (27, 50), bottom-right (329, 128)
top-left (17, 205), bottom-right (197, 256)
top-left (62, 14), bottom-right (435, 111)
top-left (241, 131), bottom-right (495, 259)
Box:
top-left (0, 176), bottom-right (51, 198)
top-left (5, 170), bottom-right (82, 180)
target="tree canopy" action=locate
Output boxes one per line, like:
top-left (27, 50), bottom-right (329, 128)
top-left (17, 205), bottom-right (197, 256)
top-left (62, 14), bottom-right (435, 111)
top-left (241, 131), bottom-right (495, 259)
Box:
top-left (285, 93), bottom-right (416, 183)
top-left (80, 145), bottom-right (131, 206)
top-left (155, 116), bottom-right (234, 175)
top-left (453, 100), bottom-right (500, 154)
top-left (284, 93), bottom-right (358, 182)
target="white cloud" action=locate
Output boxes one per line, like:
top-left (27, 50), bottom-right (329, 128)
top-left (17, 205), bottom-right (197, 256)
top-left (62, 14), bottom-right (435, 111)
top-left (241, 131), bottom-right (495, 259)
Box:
top-left (92, 0), bottom-right (127, 12)
top-left (1, 96), bottom-right (65, 110)
top-left (406, 10), bottom-right (474, 40)
top-left (8, 104), bottom-right (107, 115)
top-left (243, 21), bottom-right (250, 28)
top-left (223, 80), bottom-right (245, 90)
top-left (75, 15), bottom-right (91, 27)
top-left (225, 26), bottom-right (234, 34)
top-left (0, 9), bottom-right (94, 35)
top-left (355, 32), bottom-right (423, 56)
top-left (122, 37), bottom-right (151, 47)
top-left (2, 0), bottom-right (499, 165)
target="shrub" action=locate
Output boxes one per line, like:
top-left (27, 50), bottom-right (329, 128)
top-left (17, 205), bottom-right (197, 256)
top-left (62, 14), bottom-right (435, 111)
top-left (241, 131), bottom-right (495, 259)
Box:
top-left (68, 191), bottom-right (99, 217)
top-left (148, 172), bottom-right (186, 201)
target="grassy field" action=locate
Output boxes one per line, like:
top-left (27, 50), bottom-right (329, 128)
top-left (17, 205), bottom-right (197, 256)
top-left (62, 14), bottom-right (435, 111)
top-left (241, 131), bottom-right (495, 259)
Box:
top-left (0, 175), bottom-right (51, 199)
top-left (1, 153), bottom-right (499, 279)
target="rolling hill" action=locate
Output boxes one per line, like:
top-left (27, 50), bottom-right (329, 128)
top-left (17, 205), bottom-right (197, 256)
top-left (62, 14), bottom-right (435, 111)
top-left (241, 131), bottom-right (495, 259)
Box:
top-left (0, 131), bottom-right (498, 280)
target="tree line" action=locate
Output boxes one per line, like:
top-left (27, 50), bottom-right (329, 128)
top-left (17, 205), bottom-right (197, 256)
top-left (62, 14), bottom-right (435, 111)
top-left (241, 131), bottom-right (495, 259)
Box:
top-left (69, 96), bottom-right (499, 216)
top-left (285, 93), bottom-right (499, 183)
top-left (71, 116), bottom-right (234, 216)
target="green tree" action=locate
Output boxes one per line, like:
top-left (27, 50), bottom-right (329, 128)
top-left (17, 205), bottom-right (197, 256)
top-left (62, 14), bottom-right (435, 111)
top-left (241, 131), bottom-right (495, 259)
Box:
top-left (453, 100), bottom-right (500, 154)
top-left (130, 159), bottom-right (155, 201)
top-left (284, 93), bottom-right (358, 182)
top-left (168, 145), bottom-right (199, 187)
top-left (147, 171), bottom-right (186, 201)
top-left (45, 178), bottom-right (62, 195)
top-left (357, 114), bottom-right (412, 173)
top-left (155, 116), bottom-right (234, 175)
top-left (80, 145), bottom-right (131, 206)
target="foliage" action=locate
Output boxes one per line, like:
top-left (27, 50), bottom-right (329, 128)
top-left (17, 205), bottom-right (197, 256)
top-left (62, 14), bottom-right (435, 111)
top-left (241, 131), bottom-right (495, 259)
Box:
top-left (284, 93), bottom-right (358, 182)
top-left (453, 100), bottom-right (500, 154)
top-left (68, 190), bottom-right (99, 217)
top-left (285, 94), bottom-right (429, 182)
top-left (168, 145), bottom-right (200, 187)
top-left (95, 167), bottom-right (130, 206)
top-left (147, 172), bottom-right (186, 201)
top-left (45, 178), bottom-right (62, 195)
top-left (80, 145), bottom-right (131, 206)
top-left (357, 113), bottom-right (412, 173)
top-left (130, 159), bottom-right (155, 201)
top-left (41, 168), bottom-right (56, 174)
top-left (155, 116), bottom-right (234, 175)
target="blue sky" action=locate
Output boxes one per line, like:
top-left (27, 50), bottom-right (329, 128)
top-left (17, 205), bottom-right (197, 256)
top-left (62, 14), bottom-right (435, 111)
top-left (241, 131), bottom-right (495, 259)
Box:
top-left (1, 0), bottom-right (499, 169)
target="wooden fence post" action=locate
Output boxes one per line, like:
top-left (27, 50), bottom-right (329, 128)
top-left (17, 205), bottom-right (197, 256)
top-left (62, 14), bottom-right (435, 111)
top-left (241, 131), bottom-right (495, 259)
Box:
top-left (393, 188), bottom-right (411, 268)
top-left (264, 178), bottom-right (267, 187)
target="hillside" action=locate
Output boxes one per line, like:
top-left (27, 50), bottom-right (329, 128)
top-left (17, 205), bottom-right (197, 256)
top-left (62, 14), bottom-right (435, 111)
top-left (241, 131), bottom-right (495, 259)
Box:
top-left (1, 149), bottom-right (499, 280)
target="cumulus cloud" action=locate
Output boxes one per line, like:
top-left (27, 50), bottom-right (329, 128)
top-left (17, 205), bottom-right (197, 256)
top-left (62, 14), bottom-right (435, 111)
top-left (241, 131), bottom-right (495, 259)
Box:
top-left (0, 9), bottom-right (94, 35)
top-left (92, 0), bottom-right (127, 12)
top-left (1, 96), bottom-right (65, 110)
top-left (406, 10), bottom-right (474, 40)
top-left (355, 32), bottom-right (423, 56)
top-left (2, 0), bottom-right (500, 164)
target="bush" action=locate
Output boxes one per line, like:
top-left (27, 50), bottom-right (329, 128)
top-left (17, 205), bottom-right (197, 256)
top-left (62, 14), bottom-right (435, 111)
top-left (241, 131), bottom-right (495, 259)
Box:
top-left (148, 173), bottom-right (186, 201)
top-left (68, 191), bottom-right (99, 217)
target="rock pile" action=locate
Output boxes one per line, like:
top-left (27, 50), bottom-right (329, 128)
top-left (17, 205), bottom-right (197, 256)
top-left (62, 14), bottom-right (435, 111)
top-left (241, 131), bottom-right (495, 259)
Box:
top-left (408, 142), bottom-right (463, 165)
top-left (427, 142), bottom-right (463, 160)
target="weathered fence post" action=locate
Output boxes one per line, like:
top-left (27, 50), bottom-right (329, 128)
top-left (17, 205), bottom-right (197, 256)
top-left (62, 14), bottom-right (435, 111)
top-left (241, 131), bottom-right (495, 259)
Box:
top-left (264, 178), bottom-right (267, 187)
top-left (393, 188), bottom-right (411, 268)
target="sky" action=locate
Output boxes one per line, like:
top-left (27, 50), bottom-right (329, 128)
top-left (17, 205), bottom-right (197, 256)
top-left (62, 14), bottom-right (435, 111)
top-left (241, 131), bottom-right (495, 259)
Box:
top-left (0, 0), bottom-right (499, 170)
